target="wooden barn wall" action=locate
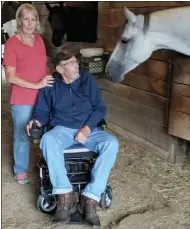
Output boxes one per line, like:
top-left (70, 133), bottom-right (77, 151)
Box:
top-left (168, 57), bottom-right (190, 141)
top-left (97, 1), bottom-right (190, 151)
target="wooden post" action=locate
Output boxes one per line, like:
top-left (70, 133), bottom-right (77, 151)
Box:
top-left (168, 136), bottom-right (188, 163)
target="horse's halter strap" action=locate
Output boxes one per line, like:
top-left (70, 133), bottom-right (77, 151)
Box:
top-left (121, 19), bottom-right (127, 34)
top-left (143, 13), bottom-right (150, 33)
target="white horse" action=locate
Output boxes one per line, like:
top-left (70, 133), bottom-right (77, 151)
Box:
top-left (106, 6), bottom-right (190, 83)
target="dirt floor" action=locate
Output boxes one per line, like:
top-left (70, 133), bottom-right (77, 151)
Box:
top-left (2, 83), bottom-right (190, 229)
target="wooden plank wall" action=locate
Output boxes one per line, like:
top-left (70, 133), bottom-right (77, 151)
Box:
top-left (97, 1), bottom-right (190, 151)
top-left (33, 1), bottom-right (101, 69)
top-left (168, 57), bottom-right (190, 141)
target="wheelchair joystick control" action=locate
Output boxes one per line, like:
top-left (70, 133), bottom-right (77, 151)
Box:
top-left (30, 120), bottom-right (43, 140)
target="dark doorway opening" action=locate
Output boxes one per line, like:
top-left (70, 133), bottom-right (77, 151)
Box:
top-left (45, 2), bottom-right (98, 47)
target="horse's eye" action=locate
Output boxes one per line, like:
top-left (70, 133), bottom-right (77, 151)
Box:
top-left (121, 39), bottom-right (127, 44)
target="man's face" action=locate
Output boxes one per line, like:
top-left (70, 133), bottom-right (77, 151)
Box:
top-left (59, 56), bottom-right (79, 81)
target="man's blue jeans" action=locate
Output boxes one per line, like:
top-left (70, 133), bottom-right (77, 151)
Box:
top-left (40, 125), bottom-right (119, 202)
top-left (11, 105), bottom-right (34, 174)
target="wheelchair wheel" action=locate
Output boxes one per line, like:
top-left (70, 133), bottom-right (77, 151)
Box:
top-left (100, 186), bottom-right (112, 210)
top-left (37, 195), bottom-right (57, 214)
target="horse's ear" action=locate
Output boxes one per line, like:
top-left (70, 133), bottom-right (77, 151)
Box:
top-left (45, 3), bottom-right (52, 11)
top-left (124, 7), bottom-right (137, 23)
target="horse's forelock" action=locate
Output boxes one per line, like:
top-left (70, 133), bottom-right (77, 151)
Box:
top-left (121, 13), bottom-right (150, 38)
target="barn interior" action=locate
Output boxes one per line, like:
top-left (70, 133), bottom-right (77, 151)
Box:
top-left (1, 1), bottom-right (190, 229)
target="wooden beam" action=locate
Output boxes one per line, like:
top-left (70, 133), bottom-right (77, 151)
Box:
top-left (170, 94), bottom-right (190, 114)
top-left (103, 46), bottom-right (178, 62)
top-left (102, 90), bottom-right (166, 127)
top-left (168, 136), bottom-right (188, 163)
top-left (121, 72), bottom-right (168, 97)
top-left (172, 83), bottom-right (190, 97)
top-left (35, 4), bottom-right (50, 16)
top-left (112, 1), bottom-right (190, 8)
top-left (98, 2), bottom-right (111, 10)
top-left (106, 105), bottom-right (170, 150)
top-left (168, 110), bottom-right (190, 141)
top-left (172, 57), bottom-right (190, 85)
top-left (97, 25), bottom-right (120, 44)
top-left (98, 8), bottom-right (125, 27)
top-left (132, 59), bottom-right (169, 81)
top-left (96, 78), bottom-right (168, 111)
top-left (108, 122), bottom-right (171, 161)
top-left (98, 6), bottom-right (184, 27)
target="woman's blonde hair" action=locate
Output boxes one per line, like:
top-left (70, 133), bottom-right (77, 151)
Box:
top-left (15, 3), bottom-right (40, 33)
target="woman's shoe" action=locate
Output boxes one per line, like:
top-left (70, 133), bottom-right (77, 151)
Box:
top-left (14, 173), bottom-right (30, 184)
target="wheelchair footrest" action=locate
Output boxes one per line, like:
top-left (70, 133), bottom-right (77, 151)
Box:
top-left (69, 209), bottom-right (84, 224)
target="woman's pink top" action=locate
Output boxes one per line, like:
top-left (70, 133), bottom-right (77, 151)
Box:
top-left (3, 33), bottom-right (47, 105)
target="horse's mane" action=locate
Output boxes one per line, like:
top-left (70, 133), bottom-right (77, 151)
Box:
top-left (143, 14), bottom-right (150, 33)
top-left (137, 6), bottom-right (189, 35)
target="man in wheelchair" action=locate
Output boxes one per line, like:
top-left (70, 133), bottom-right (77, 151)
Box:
top-left (26, 51), bottom-right (119, 228)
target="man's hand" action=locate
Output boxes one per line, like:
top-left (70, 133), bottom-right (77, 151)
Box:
top-left (75, 125), bottom-right (91, 144)
top-left (26, 119), bottom-right (42, 136)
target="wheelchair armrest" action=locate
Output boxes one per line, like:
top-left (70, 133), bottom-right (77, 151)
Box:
top-left (30, 121), bottom-right (51, 141)
top-left (30, 119), bottom-right (107, 143)
top-left (30, 124), bottom-right (44, 140)
top-left (97, 119), bottom-right (107, 130)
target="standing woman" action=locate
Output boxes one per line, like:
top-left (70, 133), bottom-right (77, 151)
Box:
top-left (3, 3), bottom-right (54, 184)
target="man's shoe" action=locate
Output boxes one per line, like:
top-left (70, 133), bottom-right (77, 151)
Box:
top-left (78, 195), bottom-right (101, 228)
top-left (54, 192), bottom-right (76, 223)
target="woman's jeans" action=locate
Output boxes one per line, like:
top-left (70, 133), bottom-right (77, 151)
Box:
top-left (40, 126), bottom-right (119, 202)
top-left (11, 105), bottom-right (34, 174)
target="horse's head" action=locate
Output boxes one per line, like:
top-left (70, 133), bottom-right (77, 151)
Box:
top-left (45, 3), bottom-right (68, 47)
top-left (106, 8), bottom-right (147, 83)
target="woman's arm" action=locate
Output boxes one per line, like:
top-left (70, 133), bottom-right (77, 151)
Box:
top-left (5, 65), bottom-right (54, 89)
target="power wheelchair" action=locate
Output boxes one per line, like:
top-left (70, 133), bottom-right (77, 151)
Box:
top-left (30, 120), bottom-right (113, 224)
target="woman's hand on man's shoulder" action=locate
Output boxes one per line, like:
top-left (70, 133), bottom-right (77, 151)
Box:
top-left (35, 75), bottom-right (54, 89)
